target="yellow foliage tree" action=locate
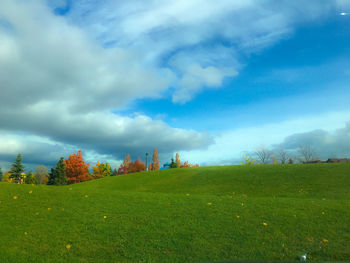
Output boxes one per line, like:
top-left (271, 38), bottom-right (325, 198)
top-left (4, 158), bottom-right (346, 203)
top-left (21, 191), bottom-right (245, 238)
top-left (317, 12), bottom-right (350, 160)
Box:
top-left (240, 154), bottom-right (255, 165)
top-left (3, 171), bottom-right (13, 182)
top-left (92, 161), bottom-right (111, 178)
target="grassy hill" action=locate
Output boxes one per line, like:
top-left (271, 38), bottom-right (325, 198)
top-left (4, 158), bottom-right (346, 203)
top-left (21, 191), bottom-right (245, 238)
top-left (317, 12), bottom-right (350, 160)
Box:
top-left (0, 163), bottom-right (349, 262)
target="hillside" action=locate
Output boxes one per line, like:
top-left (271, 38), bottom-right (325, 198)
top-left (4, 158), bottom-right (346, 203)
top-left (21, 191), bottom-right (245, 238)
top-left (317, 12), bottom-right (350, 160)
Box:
top-left (0, 163), bottom-right (349, 262)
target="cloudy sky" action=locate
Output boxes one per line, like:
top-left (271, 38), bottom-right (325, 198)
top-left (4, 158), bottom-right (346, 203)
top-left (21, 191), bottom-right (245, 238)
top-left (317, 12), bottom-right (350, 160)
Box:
top-left (0, 0), bottom-right (349, 170)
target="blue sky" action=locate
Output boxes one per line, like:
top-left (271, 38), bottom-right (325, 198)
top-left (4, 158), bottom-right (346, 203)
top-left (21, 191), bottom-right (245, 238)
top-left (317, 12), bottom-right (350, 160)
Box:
top-left (0, 0), bottom-right (350, 169)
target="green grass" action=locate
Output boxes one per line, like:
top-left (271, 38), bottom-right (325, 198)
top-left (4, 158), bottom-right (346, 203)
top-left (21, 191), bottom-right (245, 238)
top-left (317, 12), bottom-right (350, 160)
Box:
top-left (0, 163), bottom-right (349, 262)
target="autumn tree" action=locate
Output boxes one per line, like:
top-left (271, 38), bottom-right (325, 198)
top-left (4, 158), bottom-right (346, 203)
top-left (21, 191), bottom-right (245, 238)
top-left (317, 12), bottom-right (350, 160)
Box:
top-left (3, 171), bottom-right (12, 182)
top-left (92, 161), bottom-right (112, 178)
top-left (176, 153), bottom-right (181, 168)
top-left (123, 154), bottom-right (132, 171)
top-left (34, 165), bottom-right (49, 184)
top-left (118, 164), bottom-right (127, 175)
top-left (0, 166), bottom-right (3, 182)
top-left (65, 150), bottom-right (90, 184)
top-left (129, 158), bottom-right (146, 173)
top-left (240, 154), bottom-right (255, 165)
top-left (48, 157), bottom-right (67, 185)
top-left (10, 154), bottom-right (25, 183)
top-left (151, 149), bottom-right (159, 170)
top-left (180, 160), bottom-right (199, 168)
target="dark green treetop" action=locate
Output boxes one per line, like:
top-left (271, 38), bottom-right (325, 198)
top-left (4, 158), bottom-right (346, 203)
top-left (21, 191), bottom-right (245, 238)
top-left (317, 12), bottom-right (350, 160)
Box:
top-left (48, 157), bottom-right (67, 186)
top-left (169, 158), bottom-right (178, 168)
top-left (0, 166), bottom-right (3, 182)
top-left (10, 154), bottom-right (25, 183)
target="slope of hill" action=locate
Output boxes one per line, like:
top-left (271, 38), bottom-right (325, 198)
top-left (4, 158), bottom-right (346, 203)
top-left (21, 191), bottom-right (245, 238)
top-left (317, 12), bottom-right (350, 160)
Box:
top-left (0, 163), bottom-right (349, 262)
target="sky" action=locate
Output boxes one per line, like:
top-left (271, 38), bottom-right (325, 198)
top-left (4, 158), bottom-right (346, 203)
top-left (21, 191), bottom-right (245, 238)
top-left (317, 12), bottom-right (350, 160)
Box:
top-left (0, 0), bottom-right (350, 170)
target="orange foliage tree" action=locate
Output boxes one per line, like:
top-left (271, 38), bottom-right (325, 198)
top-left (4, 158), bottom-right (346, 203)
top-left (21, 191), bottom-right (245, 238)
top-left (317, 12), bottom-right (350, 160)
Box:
top-left (118, 156), bottom-right (146, 174)
top-left (65, 150), bottom-right (90, 184)
top-left (176, 152), bottom-right (181, 168)
top-left (129, 158), bottom-right (146, 173)
top-left (118, 154), bottom-right (132, 174)
top-left (151, 149), bottom-right (159, 170)
top-left (123, 154), bottom-right (131, 170)
top-left (180, 161), bottom-right (199, 168)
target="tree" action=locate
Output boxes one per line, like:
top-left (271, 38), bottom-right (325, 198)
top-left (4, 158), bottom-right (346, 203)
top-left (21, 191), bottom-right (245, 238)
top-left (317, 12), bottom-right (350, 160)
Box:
top-left (10, 154), bottom-right (25, 183)
top-left (118, 164), bottom-right (127, 175)
top-left (176, 153), bottom-right (181, 168)
top-left (298, 145), bottom-right (317, 163)
top-left (240, 154), bottom-right (255, 165)
top-left (24, 171), bottom-right (37, 184)
top-left (65, 150), bottom-right (90, 184)
top-left (123, 154), bottom-right (132, 171)
top-left (112, 168), bottom-right (118, 176)
top-left (276, 148), bottom-right (289, 164)
top-left (129, 158), bottom-right (146, 173)
top-left (151, 149), bottom-right (160, 170)
top-left (254, 147), bottom-right (273, 164)
top-left (3, 171), bottom-right (12, 182)
top-left (169, 158), bottom-right (177, 168)
top-left (180, 160), bottom-right (199, 168)
top-left (92, 161), bottom-right (112, 178)
top-left (34, 165), bottom-right (49, 184)
top-left (48, 157), bottom-right (67, 185)
top-left (0, 166), bottom-right (3, 182)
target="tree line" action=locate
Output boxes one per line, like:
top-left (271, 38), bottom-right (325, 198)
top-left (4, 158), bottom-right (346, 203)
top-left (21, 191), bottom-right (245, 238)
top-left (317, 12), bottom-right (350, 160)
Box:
top-left (0, 149), bottom-right (199, 185)
top-left (241, 144), bottom-right (319, 165)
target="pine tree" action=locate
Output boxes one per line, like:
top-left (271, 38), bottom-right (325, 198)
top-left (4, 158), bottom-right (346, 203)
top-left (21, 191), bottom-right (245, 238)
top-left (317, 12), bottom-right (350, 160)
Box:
top-left (48, 158), bottom-right (67, 185)
top-left (0, 166), bottom-right (3, 182)
top-left (10, 154), bottom-right (25, 183)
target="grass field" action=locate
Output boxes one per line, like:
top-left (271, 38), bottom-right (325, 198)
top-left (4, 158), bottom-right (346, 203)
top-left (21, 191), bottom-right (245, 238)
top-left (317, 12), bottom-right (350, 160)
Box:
top-left (0, 163), bottom-right (349, 262)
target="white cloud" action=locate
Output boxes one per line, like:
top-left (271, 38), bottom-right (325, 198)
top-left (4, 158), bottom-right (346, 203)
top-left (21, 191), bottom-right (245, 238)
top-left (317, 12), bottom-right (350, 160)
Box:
top-left (60, 0), bottom-right (334, 103)
top-left (0, 0), bottom-right (344, 168)
top-left (179, 111), bottom-right (350, 165)
top-left (0, 0), bottom-right (212, 166)
top-left (173, 64), bottom-right (238, 103)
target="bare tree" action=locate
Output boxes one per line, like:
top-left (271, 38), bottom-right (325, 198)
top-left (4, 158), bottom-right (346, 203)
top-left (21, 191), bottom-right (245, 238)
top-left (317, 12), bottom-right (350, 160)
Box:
top-left (276, 147), bottom-right (289, 164)
top-left (298, 145), bottom-right (318, 163)
top-left (255, 147), bottom-right (273, 164)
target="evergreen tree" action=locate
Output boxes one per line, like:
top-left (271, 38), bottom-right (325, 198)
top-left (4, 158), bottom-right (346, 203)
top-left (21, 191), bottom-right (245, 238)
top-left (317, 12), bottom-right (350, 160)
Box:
top-left (169, 158), bottom-right (177, 168)
top-left (48, 158), bottom-right (67, 185)
top-left (10, 154), bottom-right (25, 183)
top-left (24, 171), bottom-right (37, 184)
top-left (0, 166), bottom-right (3, 182)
